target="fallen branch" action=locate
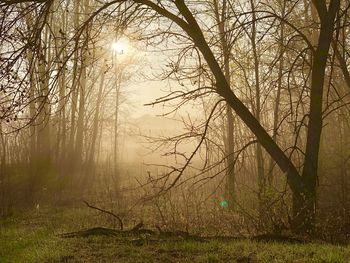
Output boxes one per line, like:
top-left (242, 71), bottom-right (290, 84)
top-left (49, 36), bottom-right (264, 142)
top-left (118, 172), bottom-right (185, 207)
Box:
top-left (59, 227), bottom-right (119, 238)
top-left (83, 201), bottom-right (123, 230)
top-left (58, 226), bottom-right (155, 238)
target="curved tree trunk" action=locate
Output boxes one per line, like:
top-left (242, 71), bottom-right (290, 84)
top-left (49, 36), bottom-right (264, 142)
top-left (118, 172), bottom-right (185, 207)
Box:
top-left (139, 0), bottom-right (339, 233)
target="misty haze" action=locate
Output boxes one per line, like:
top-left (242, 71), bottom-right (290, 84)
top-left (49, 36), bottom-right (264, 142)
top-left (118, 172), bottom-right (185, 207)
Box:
top-left (1, 0), bottom-right (350, 262)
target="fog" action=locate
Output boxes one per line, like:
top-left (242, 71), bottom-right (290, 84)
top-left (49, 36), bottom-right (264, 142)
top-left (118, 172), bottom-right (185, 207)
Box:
top-left (1, 0), bottom-right (350, 252)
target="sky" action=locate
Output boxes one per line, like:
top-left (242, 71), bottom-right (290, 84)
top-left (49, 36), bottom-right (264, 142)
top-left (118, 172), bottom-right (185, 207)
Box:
top-left (120, 44), bottom-right (190, 118)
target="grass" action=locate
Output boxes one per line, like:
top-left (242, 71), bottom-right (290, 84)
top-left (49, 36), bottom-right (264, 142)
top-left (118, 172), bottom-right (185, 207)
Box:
top-left (1, 207), bottom-right (350, 262)
top-left (0, 213), bottom-right (64, 262)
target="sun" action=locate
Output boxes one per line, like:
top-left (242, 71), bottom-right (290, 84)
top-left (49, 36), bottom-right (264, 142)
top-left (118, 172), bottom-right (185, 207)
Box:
top-left (111, 37), bottom-right (129, 54)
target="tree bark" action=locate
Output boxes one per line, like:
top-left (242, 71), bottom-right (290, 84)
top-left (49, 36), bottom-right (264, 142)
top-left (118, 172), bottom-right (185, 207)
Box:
top-left (293, 0), bottom-right (340, 233)
top-left (213, 0), bottom-right (236, 209)
top-left (250, 0), bottom-right (265, 218)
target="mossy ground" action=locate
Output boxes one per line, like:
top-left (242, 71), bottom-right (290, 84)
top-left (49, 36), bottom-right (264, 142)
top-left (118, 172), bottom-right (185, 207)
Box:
top-left (1, 207), bottom-right (350, 262)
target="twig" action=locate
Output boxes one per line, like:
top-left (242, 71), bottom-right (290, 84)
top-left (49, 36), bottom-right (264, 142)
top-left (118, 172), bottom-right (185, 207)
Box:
top-left (83, 200), bottom-right (123, 230)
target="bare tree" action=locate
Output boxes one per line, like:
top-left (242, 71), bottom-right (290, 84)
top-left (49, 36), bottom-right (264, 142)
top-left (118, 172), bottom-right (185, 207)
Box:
top-left (2, 0), bottom-right (349, 234)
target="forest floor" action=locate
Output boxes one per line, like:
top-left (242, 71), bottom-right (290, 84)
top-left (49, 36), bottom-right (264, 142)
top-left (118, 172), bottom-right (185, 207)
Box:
top-left (1, 206), bottom-right (350, 263)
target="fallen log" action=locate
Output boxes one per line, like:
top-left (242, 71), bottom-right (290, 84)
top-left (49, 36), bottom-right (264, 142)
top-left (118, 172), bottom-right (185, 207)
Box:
top-left (59, 227), bottom-right (156, 238)
top-left (59, 227), bottom-right (119, 238)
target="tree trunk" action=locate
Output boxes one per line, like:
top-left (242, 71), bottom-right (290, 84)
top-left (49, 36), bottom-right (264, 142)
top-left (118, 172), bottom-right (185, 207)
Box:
top-left (250, 0), bottom-right (265, 219)
top-left (0, 123), bottom-right (8, 215)
top-left (213, 0), bottom-right (235, 209)
top-left (56, 2), bottom-right (68, 167)
top-left (292, 0), bottom-right (340, 233)
top-left (268, 1), bottom-right (286, 186)
top-left (75, 0), bottom-right (91, 172)
top-left (88, 61), bottom-right (106, 166)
